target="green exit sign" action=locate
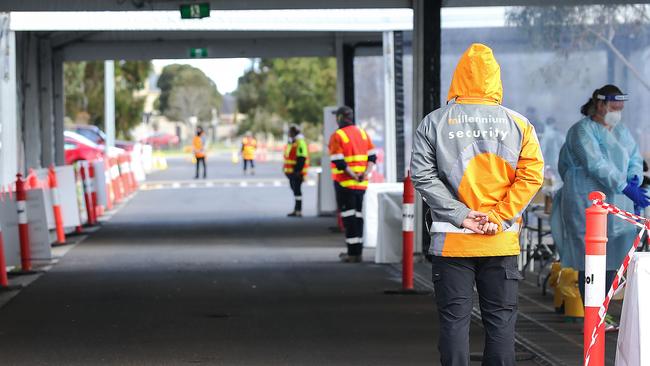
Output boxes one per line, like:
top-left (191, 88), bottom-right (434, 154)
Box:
top-left (180, 3), bottom-right (210, 19)
top-left (189, 48), bottom-right (208, 58)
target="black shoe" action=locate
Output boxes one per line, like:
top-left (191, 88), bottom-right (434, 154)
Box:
top-left (339, 254), bottom-right (362, 263)
top-left (287, 211), bottom-right (302, 217)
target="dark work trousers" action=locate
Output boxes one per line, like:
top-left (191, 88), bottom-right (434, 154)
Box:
top-left (287, 174), bottom-right (303, 212)
top-left (431, 255), bottom-right (522, 366)
top-left (335, 183), bottom-right (365, 256)
top-left (195, 157), bottom-right (206, 178)
top-left (243, 159), bottom-right (255, 171)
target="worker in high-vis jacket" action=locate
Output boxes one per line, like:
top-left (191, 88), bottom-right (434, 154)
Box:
top-left (283, 125), bottom-right (310, 217)
top-left (410, 43), bottom-right (544, 365)
top-left (241, 132), bottom-right (257, 175)
top-left (329, 106), bottom-right (376, 263)
top-left (193, 126), bottom-right (207, 179)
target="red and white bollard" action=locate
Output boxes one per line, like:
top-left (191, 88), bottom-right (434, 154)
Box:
top-left (15, 173), bottom-right (32, 272)
top-left (79, 162), bottom-right (97, 226)
top-left (89, 162), bottom-right (102, 217)
top-left (48, 166), bottom-right (66, 245)
top-left (584, 191), bottom-right (608, 366)
top-left (402, 173), bottom-right (416, 291)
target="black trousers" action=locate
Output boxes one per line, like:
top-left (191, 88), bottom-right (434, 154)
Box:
top-left (243, 159), bottom-right (255, 171)
top-left (431, 255), bottom-right (521, 366)
top-left (287, 174), bottom-right (303, 212)
top-left (195, 157), bottom-right (206, 178)
top-left (335, 183), bottom-right (365, 256)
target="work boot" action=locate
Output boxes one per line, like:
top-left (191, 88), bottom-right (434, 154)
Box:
top-left (287, 211), bottom-right (302, 217)
top-left (339, 253), bottom-right (362, 263)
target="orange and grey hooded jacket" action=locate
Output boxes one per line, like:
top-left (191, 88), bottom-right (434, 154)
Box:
top-left (410, 43), bottom-right (544, 257)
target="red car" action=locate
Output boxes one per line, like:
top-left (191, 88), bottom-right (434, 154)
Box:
top-left (64, 131), bottom-right (104, 165)
top-left (139, 132), bottom-right (180, 149)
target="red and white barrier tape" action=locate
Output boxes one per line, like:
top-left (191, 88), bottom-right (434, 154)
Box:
top-left (584, 199), bottom-right (649, 366)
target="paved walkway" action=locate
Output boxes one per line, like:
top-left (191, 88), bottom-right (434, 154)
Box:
top-left (0, 159), bottom-right (600, 365)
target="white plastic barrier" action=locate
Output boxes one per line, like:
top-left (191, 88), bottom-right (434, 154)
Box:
top-left (375, 190), bottom-right (404, 264)
top-left (130, 144), bottom-right (147, 182)
top-left (616, 252), bottom-right (650, 365)
top-left (25, 189), bottom-right (53, 261)
top-left (0, 197), bottom-right (20, 267)
top-left (363, 183), bottom-right (402, 249)
top-left (93, 160), bottom-right (108, 208)
top-left (0, 188), bottom-right (53, 266)
top-left (141, 144), bottom-right (153, 174)
top-left (35, 166), bottom-right (81, 229)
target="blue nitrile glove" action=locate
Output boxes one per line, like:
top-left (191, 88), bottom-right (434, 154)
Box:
top-left (623, 176), bottom-right (650, 208)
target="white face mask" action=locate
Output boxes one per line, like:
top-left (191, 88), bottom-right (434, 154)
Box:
top-left (604, 110), bottom-right (622, 128)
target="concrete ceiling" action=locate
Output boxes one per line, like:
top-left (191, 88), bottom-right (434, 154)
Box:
top-left (0, 0), bottom-right (648, 12)
top-left (48, 31), bottom-right (385, 60)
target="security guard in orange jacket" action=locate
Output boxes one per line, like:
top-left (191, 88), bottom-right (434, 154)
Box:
top-left (410, 44), bottom-right (543, 365)
top-left (329, 106), bottom-right (376, 263)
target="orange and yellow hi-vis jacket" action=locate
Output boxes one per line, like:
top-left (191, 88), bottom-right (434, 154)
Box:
top-left (410, 43), bottom-right (544, 257)
top-left (328, 125), bottom-right (376, 190)
top-left (242, 136), bottom-right (257, 160)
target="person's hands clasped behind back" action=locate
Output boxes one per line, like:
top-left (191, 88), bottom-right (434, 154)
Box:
top-left (461, 211), bottom-right (499, 235)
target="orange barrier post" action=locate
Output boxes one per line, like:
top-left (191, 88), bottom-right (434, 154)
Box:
top-left (89, 162), bottom-right (103, 217)
top-left (584, 191), bottom-right (608, 366)
top-left (15, 173), bottom-right (32, 272)
top-left (48, 166), bottom-right (66, 245)
top-left (402, 173), bottom-right (415, 291)
top-left (79, 162), bottom-right (96, 226)
top-left (384, 173), bottom-right (428, 296)
top-left (118, 155), bottom-right (129, 196)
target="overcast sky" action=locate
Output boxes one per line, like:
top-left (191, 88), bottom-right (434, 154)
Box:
top-left (152, 58), bottom-right (252, 94)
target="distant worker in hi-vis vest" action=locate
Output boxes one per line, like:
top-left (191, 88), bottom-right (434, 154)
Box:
top-left (328, 106), bottom-right (377, 263)
top-left (410, 43), bottom-right (544, 365)
top-left (193, 126), bottom-right (207, 179)
top-left (283, 125), bottom-right (310, 217)
top-left (241, 132), bottom-right (257, 175)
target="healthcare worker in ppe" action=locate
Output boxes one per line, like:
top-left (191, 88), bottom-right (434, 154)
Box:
top-left (551, 84), bottom-right (649, 299)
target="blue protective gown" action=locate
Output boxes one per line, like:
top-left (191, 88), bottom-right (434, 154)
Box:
top-left (551, 117), bottom-right (643, 271)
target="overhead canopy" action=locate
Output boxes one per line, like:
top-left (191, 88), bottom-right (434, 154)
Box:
top-left (0, 0), bottom-right (646, 12)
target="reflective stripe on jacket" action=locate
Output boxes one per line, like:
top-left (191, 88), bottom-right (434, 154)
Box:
top-left (410, 43), bottom-right (544, 257)
top-left (284, 137), bottom-right (310, 176)
top-left (328, 125), bottom-right (375, 190)
top-left (242, 137), bottom-right (257, 160)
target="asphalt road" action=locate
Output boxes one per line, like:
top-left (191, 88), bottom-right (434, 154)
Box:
top-left (0, 158), bottom-right (463, 365)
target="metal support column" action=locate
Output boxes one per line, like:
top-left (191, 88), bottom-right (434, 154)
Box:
top-left (104, 60), bottom-right (115, 148)
top-left (0, 14), bottom-right (18, 185)
top-left (39, 38), bottom-right (54, 167)
top-left (52, 52), bottom-right (65, 166)
top-left (412, 0), bottom-right (442, 254)
top-left (22, 32), bottom-right (41, 170)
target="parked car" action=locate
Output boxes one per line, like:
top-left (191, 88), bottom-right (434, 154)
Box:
top-left (72, 124), bottom-right (136, 151)
top-left (139, 132), bottom-right (180, 149)
top-left (64, 131), bottom-right (104, 165)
